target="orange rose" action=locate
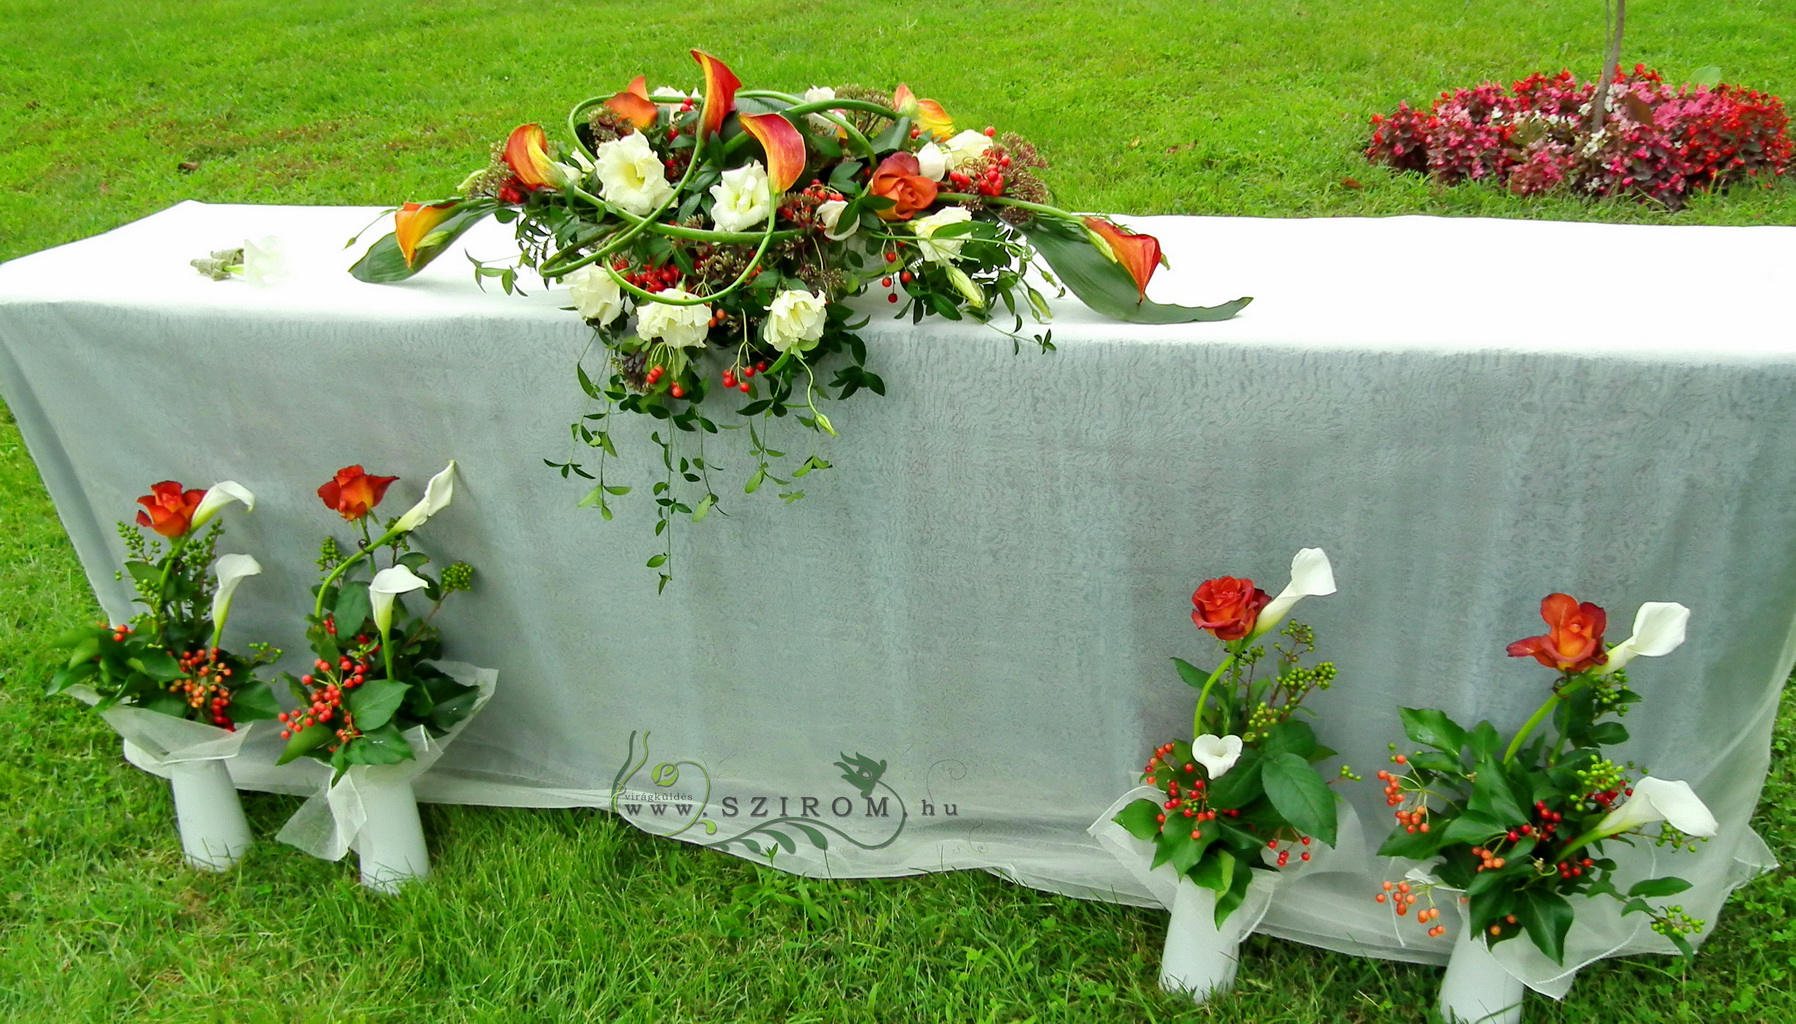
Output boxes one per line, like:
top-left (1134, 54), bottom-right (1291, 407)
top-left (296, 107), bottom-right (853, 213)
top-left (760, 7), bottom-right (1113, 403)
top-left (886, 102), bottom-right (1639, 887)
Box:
top-left (135, 481), bottom-right (206, 538)
top-left (1191, 577), bottom-right (1271, 642)
top-left (1507, 593), bottom-right (1608, 673)
top-left (869, 152), bottom-right (939, 221)
top-left (318, 465), bottom-right (399, 521)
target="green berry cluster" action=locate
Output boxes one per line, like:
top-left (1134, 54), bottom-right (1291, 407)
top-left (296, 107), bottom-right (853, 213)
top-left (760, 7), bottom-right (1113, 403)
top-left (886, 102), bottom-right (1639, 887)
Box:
top-left (317, 534), bottom-right (343, 571)
top-left (1575, 758), bottom-right (1628, 794)
top-left (1650, 905), bottom-right (1705, 938)
top-left (440, 562), bottom-right (476, 593)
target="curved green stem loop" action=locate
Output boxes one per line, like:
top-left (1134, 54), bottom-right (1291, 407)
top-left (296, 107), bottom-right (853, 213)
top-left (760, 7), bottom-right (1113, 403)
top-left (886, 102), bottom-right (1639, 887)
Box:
top-left (566, 95), bottom-right (613, 156)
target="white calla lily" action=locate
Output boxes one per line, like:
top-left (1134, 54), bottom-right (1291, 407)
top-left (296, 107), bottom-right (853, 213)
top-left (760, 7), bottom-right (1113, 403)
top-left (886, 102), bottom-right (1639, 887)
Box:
top-left (1595, 777), bottom-right (1718, 838)
top-left (1249, 547), bottom-right (1337, 639)
top-left (394, 462), bottom-right (455, 533)
top-left (369, 565), bottom-right (430, 635)
top-left (1594, 602), bottom-right (1690, 676)
top-left (190, 480), bottom-right (255, 531)
top-left (1190, 734), bottom-right (1244, 779)
top-left (209, 553), bottom-right (262, 645)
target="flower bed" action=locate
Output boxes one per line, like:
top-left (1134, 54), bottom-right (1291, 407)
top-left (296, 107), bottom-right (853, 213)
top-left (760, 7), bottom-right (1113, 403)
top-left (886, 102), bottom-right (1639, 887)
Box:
top-left (1366, 66), bottom-right (1791, 209)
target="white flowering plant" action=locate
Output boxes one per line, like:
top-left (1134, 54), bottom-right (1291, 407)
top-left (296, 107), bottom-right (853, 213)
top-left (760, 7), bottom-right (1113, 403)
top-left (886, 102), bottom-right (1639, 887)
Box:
top-left (1112, 550), bottom-right (1352, 924)
top-left (1372, 594), bottom-right (1715, 961)
top-left (349, 52), bottom-right (1248, 586)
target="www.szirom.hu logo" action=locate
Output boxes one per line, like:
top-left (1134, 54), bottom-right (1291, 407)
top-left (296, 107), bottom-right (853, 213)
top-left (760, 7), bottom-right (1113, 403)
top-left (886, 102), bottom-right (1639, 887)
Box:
top-left (610, 730), bottom-right (958, 858)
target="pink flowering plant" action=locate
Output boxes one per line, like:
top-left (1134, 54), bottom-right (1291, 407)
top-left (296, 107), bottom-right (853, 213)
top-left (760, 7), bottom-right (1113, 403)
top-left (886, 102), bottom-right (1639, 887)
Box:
top-left (1366, 66), bottom-right (1790, 209)
top-left (349, 51), bottom-right (1248, 586)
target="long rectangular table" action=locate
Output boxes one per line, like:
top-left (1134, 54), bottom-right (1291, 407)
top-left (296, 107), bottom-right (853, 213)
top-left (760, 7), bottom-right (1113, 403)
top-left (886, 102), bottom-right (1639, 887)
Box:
top-left (1, 203), bottom-right (1786, 989)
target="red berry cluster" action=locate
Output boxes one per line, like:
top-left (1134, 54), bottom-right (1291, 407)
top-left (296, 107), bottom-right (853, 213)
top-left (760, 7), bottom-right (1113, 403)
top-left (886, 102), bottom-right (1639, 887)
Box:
top-left (720, 360), bottom-right (768, 393)
top-left (279, 645), bottom-right (374, 753)
top-left (168, 644), bottom-right (238, 729)
top-left (616, 259), bottom-right (685, 295)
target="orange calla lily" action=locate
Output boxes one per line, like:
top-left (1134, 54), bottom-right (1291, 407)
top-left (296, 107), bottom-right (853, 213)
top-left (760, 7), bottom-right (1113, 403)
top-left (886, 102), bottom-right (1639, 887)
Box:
top-left (893, 83), bottom-right (953, 140)
top-left (739, 113), bottom-right (807, 193)
top-left (395, 202), bottom-right (458, 267)
top-left (691, 50), bottom-right (740, 140)
top-left (1083, 217), bottom-right (1165, 301)
top-left (606, 74), bottom-right (657, 129)
top-left (502, 123), bottom-right (557, 190)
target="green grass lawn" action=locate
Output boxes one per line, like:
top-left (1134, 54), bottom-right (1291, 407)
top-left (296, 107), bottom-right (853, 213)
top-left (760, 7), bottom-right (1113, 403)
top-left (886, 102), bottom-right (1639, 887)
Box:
top-left (3, 1), bottom-right (1794, 1020)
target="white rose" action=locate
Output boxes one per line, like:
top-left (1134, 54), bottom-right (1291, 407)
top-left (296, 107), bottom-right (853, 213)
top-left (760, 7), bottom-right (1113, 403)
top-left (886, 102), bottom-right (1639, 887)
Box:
top-left (565, 266), bottom-right (629, 326)
top-left (941, 129), bottom-right (993, 171)
top-left (710, 161), bottom-right (772, 233)
top-left (915, 142), bottom-right (947, 181)
top-left (817, 199), bottom-right (858, 241)
top-left (803, 85), bottom-right (838, 133)
top-left (594, 132), bottom-right (676, 216)
top-left (910, 206), bottom-right (974, 264)
top-left (636, 289), bottom-right (711, 349)
top-left (764, 289), bottom-right (828, 352)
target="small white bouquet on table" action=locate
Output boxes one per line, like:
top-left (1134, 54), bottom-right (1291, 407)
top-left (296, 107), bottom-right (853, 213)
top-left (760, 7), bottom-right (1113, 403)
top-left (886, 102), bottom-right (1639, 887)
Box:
top-left (1094, 548), bottom-right (1360, 1002)
top-left (271, 461), bottom-right (495, 893)
top-left (48, 478), bottom-right (279, 870)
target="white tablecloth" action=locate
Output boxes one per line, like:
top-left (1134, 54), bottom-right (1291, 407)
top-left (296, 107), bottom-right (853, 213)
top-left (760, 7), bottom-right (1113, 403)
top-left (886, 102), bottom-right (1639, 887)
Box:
top-left (1, 202), bottom-right (1784, 976)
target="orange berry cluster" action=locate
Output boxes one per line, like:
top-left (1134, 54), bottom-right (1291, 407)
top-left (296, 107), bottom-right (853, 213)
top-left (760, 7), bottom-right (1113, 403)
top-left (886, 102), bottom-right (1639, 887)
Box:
top-left (1470, 846), bottom-right (1508, 871)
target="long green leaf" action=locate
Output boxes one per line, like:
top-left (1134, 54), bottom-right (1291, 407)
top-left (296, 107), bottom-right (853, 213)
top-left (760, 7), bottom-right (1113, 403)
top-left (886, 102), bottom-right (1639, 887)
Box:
top-left (1021, 219), bottom-right (1250, 324)
top-left (349, 203), bottom-right (496, 283)
top-left (1260, 752), bottom-right (1337, 846)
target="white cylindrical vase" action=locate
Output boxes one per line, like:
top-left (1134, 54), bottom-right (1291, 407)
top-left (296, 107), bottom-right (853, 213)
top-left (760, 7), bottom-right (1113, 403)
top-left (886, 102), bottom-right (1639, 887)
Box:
top-left (1440, 917), bottom-right (1525, 1024)
top-left (356, 777), bottom-right (429, 894)
top-left (167, 759), bottom-right (252, 871)
top-left (1159, 881), bottom-right (1241, 1002)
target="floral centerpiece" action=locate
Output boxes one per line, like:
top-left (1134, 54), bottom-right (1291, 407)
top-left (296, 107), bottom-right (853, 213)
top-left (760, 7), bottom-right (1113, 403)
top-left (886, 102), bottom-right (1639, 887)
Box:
top-left (273, 462), bottom-right (478, 771)
top-left (1374, 594), bottom-right (1715, 1021)
top-left (349, 51), bottom-right (1248, 584)
top-left (50, 480), bottom-right (276, 724)
top-left (1109, 548), bottom-right (1348, 998)
top-left (270, 461), bottom-right (493, 891)
top-left (47, 479), bottom-right (278, 868)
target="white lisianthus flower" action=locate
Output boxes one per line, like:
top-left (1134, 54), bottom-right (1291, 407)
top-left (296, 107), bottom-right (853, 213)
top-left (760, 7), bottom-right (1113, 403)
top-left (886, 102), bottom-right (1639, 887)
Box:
top-left (394, 462), bottom-right (456, 534)
top-left (1249, 548), bottom-right (1337, 640)
top-left (1595, 777), bottom-right (1718, 838)
top-left (915, 142), bottom-right (947, 181)
top-left (565, 267), bottom-right (629, 326)
top-left (1594, 602), bottom-right (1691, 676)
top-left (551, 149), bottom-right (595, 191)
top-left (764, 290), bottom-right (828, 352)
top-left (709, 162), bottom-right (772, 233)
top-left (941, 128), bottom-right (993, 171)
top-left (911, 206), bottom-right (974, 264)
top-left (803, 85), bottom-right (838, 132)
top-left (817, 199), bottom-right (858, 241)
top-left (651, 86), bottom-right (698, 109)
top-left (636, 289), bottom-right (712, 349)
top-left (1190, 734), bottom-right (1244, 779)
top-left (594, 132), bottom-right (676, 216)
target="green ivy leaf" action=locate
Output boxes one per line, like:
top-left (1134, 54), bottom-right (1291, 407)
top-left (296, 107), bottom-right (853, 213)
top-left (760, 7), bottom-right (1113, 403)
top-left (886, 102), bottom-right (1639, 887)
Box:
top-left (276, 723), bottom-right (333, 766)
top-left (1516, 888), bottom-right (1575, 964)
top-left (1627, 877), bottom-right (1693, 899)
top-left (346, 678), bottom-right (409, 732)
top-left (1172, 657), bottom-right (1211, 689)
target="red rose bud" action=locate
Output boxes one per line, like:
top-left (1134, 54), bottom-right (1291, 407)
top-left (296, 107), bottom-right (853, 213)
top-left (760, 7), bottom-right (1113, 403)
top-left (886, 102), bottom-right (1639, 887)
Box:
top-left (501, 123), bottom-right (557, 191)
top-left (1191, 576), bottom-right (1272, 642)
top-left (1507, 593), bottom-right (1608, 673)
top-left (135, 481), bottom-right (206, 538)
top-left (318, 465), bottom-right (399, 521)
